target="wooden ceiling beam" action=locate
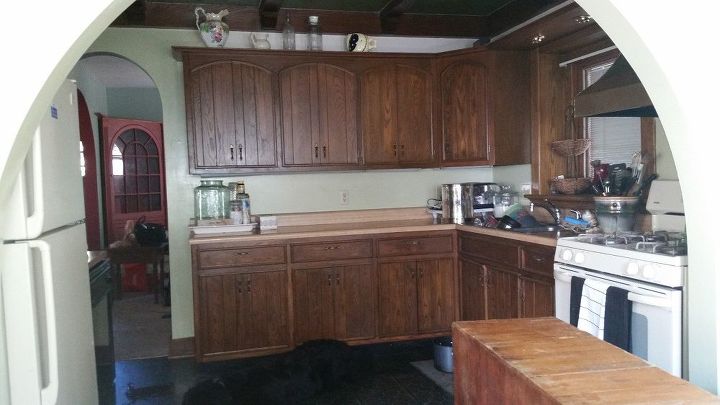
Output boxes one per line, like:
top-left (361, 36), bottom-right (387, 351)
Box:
top-left (379, 0), bottom-right (416, 33)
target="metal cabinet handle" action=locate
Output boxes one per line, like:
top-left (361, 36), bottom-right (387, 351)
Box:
top-left (327, 274), bottom-right (332, 286)
top-left (235, 251), bottom-right (249, 256)
top-left (230, 145), bottom-right (234, 160)
top-left (406, 240), bottom-right (419, 245)
top-left (237, 279), bottom-right (244, 294)
top-left (323, 146), bottom-right (327, 158)
top-left (419, 269), bottom-right (424, 278)
top-left (315, 146), bottom-right (319, 158)
top-left (393, 144), bottom-right (397, 156)
top-left (323, 245), bottom-right (340, 250)
top-left (238, 145), bottom-right (243, 161)
top-left (533, 256), bottom-right (545, 262)
top-left (410, 270), bottom-right (415, 279)
top-left (335, 273), bottom-right (340, 286)
top-left (246, 279), bottom-right (251, 293)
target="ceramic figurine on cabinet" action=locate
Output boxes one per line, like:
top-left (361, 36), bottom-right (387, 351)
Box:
top-left (345, 33), bottom-right (376, 52)
top-left (195, 7), bottom-right (230, 48)
top-left (251, 33), bottom-right (271, 49)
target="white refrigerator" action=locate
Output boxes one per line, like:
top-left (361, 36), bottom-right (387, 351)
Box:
top-left (0, 80), bottom-right (98, 404)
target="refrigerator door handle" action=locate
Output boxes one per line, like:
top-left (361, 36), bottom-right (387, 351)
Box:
top-left (27, 240), bottom-right (59, 405)
top-left (26, 129), bottom-right (45, 234)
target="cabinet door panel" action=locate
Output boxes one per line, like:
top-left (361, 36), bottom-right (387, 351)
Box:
top-left (198, 274), bottom-right (231, 354)
top-left (190, 66), bottom-right (219, 167)
top-left (211, 63), bottom-right (236, 167)
top-left (441, 62), bottom-right (489, 163)
top-left (335, 264), bottom-right (377, 340)
top-left (460, 258), bottom-right (486, 321)
top-left (293, 267), bottom-right (335, 343)
top-left (396, 65), bottom-right (433, 164)
top-left (520, 276), bottom-right (554, 318)
top-left (280, 64), bottom-right (320, 165)
top-left (417, 258), bottom-right (455, 332)
top-left (232, 63), bottom-right (276, 167)
top-left (361, 66), bottom-right (397, 165)
top-left (486, 265), bottom-right (520, 320)
top-left (247, 270), bottom-right (289, 348)
top-left (318, 65), bottom-right (358, 165)
top-left (378, 262), bottom-right (417, 337)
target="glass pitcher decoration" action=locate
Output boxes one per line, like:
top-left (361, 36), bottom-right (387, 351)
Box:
top-left (194, 7), bottom-right (230, 48)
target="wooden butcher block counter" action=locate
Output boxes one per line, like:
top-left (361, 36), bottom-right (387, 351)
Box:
top-left (453, 318), bottom-right (719, 404)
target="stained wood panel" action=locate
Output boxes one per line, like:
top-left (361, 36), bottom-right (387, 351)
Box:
top-left (281, 64), bottom-right (318, 166)
top-left (485, 264), bottom-right (520, 320)
top-left (361, 66), bottom-right (397, 165)
top-left (378, 261), bottom-right (418, 337)
top-left (293, 267), bottom-right (336, 343)
top-left (520, 275), bottom-right (554, 318)
top-left (417, 258), bottom-right (455, 332)
top-left (335, 264), bottom-right (377, 340)
top-left (396, 65), bottom-right (433, 164)
top-left (460, 258), bottom-right (487, 321)
top-left (318, 64), bottom-right (358, 165)
top-left (441, 62), bottom-right (489, 163)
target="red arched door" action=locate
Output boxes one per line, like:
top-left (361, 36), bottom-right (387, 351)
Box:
top-left (100, 115), bottom-right (166, 244)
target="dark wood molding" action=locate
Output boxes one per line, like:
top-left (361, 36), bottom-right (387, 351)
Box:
top-left (379, 0), bottom-right (415, 33)
top-left (169, 337), bottom-right (195, 359)
top-left (539, 23), bottom-right (610, 54)
top-left (258, 0), bottom-right (282, 30)
top-left (525, 194), bottom-right (595, 210)
top-left (488, 0), bottom-right (564, 36)
top-left (641, 117), bottom-right (656, 177)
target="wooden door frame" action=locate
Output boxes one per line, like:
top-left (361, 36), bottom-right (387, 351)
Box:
top-left (77, 90), bottom-right (102, 250)
top-left (99, 115), bottom-right (167, 244)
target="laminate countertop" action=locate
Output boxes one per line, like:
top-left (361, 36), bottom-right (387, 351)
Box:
top-left (453, 318), bottom-right (719, 404)
top-left (188, 219), bottom-right (561, 247)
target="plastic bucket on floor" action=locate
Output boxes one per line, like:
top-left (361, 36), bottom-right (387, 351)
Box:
top-left (433, 336), bottom-right (453, 373)
top-left (122, 263), bottom-right (148, 292)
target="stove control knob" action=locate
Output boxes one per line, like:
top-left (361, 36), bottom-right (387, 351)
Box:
top-left (574, 252), bottom-right (585, 264)
top-left (626, 262), bottom-right (639, 275)
top-left (561, 249), bottom-right (573, 261)
top-left (642, 264), bottom-right (656, 279)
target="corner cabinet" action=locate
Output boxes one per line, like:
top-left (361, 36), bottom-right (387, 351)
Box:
top-left (183, 58), bottom-right (278, 174)
top-left (434, 48), bottom-right (531, 167)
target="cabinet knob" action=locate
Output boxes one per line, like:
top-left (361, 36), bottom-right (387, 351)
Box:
top-left (238, 145), bottom-right (243, 161)
top-left (323, 146), bottom-right (327, 158)
top-left (335, 273), bottom-right (340, 286)
top-left (327, 274), bottom-right (332, 286)
top-left (323, 245), bottom-right (339, 250)
top-left (246, 279), bottom-right (252, 293)
top-left (230, 145), bottom-right (234, 160)
top-left (315, 145), bottom-right (319, 158)
top-left (406, 240), bottom-right (419, 245)
top-left (393, 144), bottom-right (397, 157)
top-left (236, 279), bottom-right (243, 294)
top-left (236, 251), bottom-right (249, 256)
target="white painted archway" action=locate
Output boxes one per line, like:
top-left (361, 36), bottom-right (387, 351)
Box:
top-left (1, 0), bottom-right (719, 393)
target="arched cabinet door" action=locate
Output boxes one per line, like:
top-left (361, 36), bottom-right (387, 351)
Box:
top-left (100, 116), bottom-right (166, 244)
top-left (280, 63), bottom-right (358, 166)
top-left (187, 61), bottom-right (277, 171)
top-left (440, 62), bottom-right (490, 164)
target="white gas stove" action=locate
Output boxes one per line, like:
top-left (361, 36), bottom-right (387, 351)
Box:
top-left (554, 180), bottom-right (687, 378)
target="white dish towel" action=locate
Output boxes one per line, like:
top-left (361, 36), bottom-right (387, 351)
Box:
top-left (577, 279), bottom-right (610, 339)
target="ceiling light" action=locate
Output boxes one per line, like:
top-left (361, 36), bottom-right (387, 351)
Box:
top-left (575, 15), bottom-right (593, 24)
top-left (531, 34), bottom-right (545, 45)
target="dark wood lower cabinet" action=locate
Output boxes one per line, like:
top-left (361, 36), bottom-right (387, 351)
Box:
top-left (460, 258), bottom-right (487, 321)
top-left (196, 269), bottom-right (289, 360)
top-left (520, 274), bottom-right (554, 318)
top-left (379, 258), bottom-right (455, 337)
top-left (294, 263), bottom-right (377, 343)
top-left (486, 265), bottom-right (520, 320)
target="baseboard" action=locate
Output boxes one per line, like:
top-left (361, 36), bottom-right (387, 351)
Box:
top-left (169, 337), bottom-right (195, 359)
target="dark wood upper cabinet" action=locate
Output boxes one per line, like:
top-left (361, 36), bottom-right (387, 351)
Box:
top-left (280, 63), bottom-right (359, 167)
top-left (186, 60), bottom-right (277, 173)
top-left (434, 48), bottom-right (530, 167)
top-left (360, 63), bottom-right (434, 167)
top-left (440, 62), bottom-right (490, 164)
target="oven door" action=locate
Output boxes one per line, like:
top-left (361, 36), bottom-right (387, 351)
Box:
top-left (554, 264), bottom-right (683, 377)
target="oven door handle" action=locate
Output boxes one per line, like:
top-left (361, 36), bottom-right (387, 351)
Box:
top-left (627, 292), bottom-right (673, 309)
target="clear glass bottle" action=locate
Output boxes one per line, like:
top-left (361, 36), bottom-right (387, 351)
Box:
top-left (236, 182), bottom-right (251, 224)
top-left (282, 13), bottom-right (296, 50)
top-left (307, 15), bottom-right (322, 51)
top-left (194, 180), bottom-right (230, 221)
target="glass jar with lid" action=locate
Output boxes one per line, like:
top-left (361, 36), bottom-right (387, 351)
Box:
top-left (493, 185), bottom-right (519, 218)
top-left (194, 180), bottom-right (231, 222)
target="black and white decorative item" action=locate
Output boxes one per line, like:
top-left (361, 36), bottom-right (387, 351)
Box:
top-left (345, 33), bottom-right (376, 52)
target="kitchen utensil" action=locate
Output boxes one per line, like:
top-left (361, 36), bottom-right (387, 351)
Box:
top-left (593, 196), bottom-right (640, 233)
top-left (497, 215), bottom-right (522, 230)
top-left (634, 173), bottom-right (659, 197)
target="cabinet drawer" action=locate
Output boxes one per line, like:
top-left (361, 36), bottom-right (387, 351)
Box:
top-left (459, 234), bottom-right (518, 267)
top-left (520, 245), bottom-right (555, 276)
top-left (291, 240), bottom-right (373, 263)
top-left (198, 245), bottom-right (286, 269)
top-left (378, 235), bottom-right (453, 257)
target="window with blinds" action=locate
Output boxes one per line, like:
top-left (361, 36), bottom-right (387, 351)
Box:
top-left (584, 62), bottom-right (641, 166)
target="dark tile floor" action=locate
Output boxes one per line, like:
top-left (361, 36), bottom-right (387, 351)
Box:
top-left (98, 339), bottom-right (453, 405)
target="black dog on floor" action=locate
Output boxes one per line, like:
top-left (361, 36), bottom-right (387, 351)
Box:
top-left (182, 339), bottom-right (373, 405)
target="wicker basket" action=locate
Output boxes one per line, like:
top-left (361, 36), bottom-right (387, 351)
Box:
top-left (552, 177), bottom-right (592, 195)
top-left (551, 139), bottom-right (592, 157)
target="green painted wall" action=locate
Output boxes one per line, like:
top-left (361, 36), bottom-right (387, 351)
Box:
top-left (87, 27), bottom-right (494, 339)
top-left (107, 87), bottom-right (163, 122)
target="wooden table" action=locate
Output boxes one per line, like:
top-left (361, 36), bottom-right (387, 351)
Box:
top-left (453, 317), bottom-right (719, 404)
top-left (107, 243), bottom-right (168, 305)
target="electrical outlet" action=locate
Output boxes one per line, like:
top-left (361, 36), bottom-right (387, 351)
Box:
top-left (521, 183), bottom-right (532, 196)
top-left (339, 190), bottom-right (349, 206)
